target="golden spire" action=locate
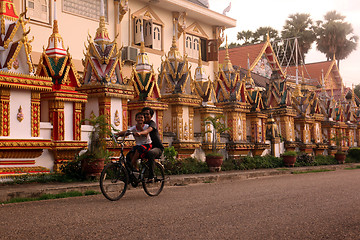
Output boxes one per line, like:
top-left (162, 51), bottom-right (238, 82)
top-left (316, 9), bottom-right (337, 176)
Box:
top-left (168, 19), bottom-right (181, 61)
top-left (294, 67), bottom-right (304, 97)
top-left (195, 44), bottom-right (206, 82)
top-left (94, 0), bottom-right (110, 44)
top-left (245, 53), bottom-right (255, 90)
top-left (136, 21), bottom-right (151, 73)
top-left (45, 0), bottom-right (66, 59)
top-left (198, 43), bottom-right (202, 66)
top-left (222, 35), bottom-right (233, 72)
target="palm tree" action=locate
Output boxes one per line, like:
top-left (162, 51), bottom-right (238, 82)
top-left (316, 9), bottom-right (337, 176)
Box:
top-left (236, 27), bottom-right (279, 46)
top-left (315, 10), bottom-right (358, 68)
top-left (237, 30), bottom-right (254, 45)
top-left (281, 13), bottom-right (316, 63)
top-left (253, 27), bottom-right (280, 44)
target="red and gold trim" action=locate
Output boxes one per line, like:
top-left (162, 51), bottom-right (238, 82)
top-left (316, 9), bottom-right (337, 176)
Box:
top-left (31, 92), bottom-right (41, 137)
top-left (74, 102), bottom-right (82, 140)
top-left (122, 99), bottom-right (128, 131)
top-left (49, 101), bottom-right (65, 140)
top-left (0, 167), bottom-right (50, 178)
top-left (0, 88), bottom-right (10, 136)
top-left (0, 72), bottom-right (52, 91)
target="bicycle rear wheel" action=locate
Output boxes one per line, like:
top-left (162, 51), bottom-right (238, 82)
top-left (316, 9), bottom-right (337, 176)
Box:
top-left (100, 162), bottom-right (128, 201)
top-left (142, 161), bottom-right (165, 196)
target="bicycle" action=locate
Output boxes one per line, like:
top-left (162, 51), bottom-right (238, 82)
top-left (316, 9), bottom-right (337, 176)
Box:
top-left (99, 132), bottom-right (165, 201)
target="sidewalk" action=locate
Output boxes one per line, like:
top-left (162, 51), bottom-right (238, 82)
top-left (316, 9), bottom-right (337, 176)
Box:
top-left (1, 163), bottom-right (359, 202)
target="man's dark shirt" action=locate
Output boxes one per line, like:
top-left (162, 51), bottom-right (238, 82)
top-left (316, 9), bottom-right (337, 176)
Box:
top-left (148, 120), bottom-right (164, 151)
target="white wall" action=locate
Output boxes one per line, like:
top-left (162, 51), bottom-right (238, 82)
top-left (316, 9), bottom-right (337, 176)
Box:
top-left (64, 102), bottom-right (74, 141)
top-left (9, 89), bottom-right (31, 139)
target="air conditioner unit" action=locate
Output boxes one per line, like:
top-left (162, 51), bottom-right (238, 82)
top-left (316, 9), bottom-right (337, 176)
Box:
top-left (122, 46), bottom-right (138, 63)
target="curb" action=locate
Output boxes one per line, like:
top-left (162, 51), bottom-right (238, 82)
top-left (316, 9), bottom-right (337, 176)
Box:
top-left (1, 163), bottom-right (359, 203)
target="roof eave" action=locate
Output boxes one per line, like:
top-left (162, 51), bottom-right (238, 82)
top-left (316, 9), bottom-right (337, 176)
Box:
top-left (141, 0), bottom-right (236, 28)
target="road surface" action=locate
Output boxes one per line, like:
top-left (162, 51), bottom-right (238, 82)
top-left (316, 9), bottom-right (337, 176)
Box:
top-left (1, 169), bottom-right (360, 239)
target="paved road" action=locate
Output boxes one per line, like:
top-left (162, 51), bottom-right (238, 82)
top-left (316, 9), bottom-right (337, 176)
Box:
top-left (1, 169), bottom-right (360, 240)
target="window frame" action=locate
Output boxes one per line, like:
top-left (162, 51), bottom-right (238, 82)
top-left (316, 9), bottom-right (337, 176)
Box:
top-left (131, 6), bottom-right (164, 54)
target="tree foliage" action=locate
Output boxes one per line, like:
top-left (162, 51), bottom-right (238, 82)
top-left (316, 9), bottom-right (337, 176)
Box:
top-left (234, 10), bottom-right (358, 65)
top-left (315, 10), bottom-right (358, 66)
top-left (354, 84), bottom-right (360, 100)
top-left (237, 27), bottom-right (279, 45)
top-left (281, 13), bottom-right (316, 62)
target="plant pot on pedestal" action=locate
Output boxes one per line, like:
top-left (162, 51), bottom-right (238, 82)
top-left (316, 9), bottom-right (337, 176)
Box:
top-left (81, 115), bottom-right (113, 179)
top-left (334, 152), bottom-right (346, 164)
top-left (81, 156), bottom-right (105, 178)
top-left (205, 154), bottom-right (223, 172)
top-left (281, 151), bottom-right (297, 167)
top-left (203, 115), bottom-right (230, 173)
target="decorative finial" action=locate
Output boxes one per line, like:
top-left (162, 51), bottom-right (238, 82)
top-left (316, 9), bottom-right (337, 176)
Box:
top-left (198, 43), bottom-right (202, 66)
top-left (95, 0), bottom-right (110, 44)
top-left (222, 35), bottom-right (233, 72)
top-left (140, 20), bottom-right (145, 54)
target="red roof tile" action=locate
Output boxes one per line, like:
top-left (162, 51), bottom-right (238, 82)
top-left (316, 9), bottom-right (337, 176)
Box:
top-left (219, 43), bottom-right (266, 69)
top-left (285, 60), bottom-right (341, 88)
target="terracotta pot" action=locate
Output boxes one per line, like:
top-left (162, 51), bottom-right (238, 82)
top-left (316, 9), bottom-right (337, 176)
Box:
top-left (82, 158), bottom-right (105, 178)
top-left (282, 155), bottom-right (296, 167)
top-left (205, 155), bottom-right (223, 172)
top-left (335, 153), bottom-right (346, 164)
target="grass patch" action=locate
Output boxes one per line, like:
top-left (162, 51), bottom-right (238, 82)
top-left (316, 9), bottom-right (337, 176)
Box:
top-left (203, 180), bottom-right (214, 183)
top-left (1, 190), bottom-right (93, 204)
top-left (84, 190), bottom-right (100, 196)
top-left (277, 168), bottom-right (290, 171)
top-left (344, 165), bottom-right (360, 170)
top-left (292, 169), bottom-right (335, 174)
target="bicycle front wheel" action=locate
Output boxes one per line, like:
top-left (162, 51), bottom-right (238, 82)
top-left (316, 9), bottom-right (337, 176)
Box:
top-left (100, 162), bottom-right (128, 201)
top-left (142, 161), bottom-right (165, 196)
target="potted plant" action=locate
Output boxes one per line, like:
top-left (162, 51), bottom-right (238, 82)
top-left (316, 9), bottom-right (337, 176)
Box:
top-left (204, 115), bottom-right (230, 172)
top-left (331, 132), bottom-right (348, 164)
top-left (80, 115), bottom-right (114, 178)
top-left (281, 151), bottom-right (297, 167)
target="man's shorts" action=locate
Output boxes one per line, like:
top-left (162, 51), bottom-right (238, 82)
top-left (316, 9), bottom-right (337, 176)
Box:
top-left (130, 144), bottom-right (152, 158)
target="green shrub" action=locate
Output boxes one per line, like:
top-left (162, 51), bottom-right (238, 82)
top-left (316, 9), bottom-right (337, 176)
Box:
top-left (165, 157), bottom-right (208, 175)
top-left (282, 151), bottom-right (297, 157)
top-left (59, 156), bottom-right (86, 181)
top-left (295, 152), bottom-right (315, 167)
top-left (347, 148), bottom-right (360, 163)
top-left (163, 149), bottom-right (208, 175)
top-left (314, 155), bottom-right (337, 165)
top-left (222, 155), bottom-right (283, 171)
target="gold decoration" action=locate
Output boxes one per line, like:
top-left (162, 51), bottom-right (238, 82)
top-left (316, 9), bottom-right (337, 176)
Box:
top-left (114, 110), bottom-right (120, 126)
top-left (17, 105), bottom-right (24, 122)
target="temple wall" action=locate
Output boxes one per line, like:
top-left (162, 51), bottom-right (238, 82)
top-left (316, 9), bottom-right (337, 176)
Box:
top-left (64, 102), bottom-right (74, 141)
top-left (84, 98), bottom-right (99, 120)
top-left (110, 98), bottom-right (123, 131)
top-left (9, 89), bottom-right (31, 139)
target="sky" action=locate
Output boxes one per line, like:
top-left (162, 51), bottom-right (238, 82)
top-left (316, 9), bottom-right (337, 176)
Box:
top-left (208, 0), bottom-right (360, 87)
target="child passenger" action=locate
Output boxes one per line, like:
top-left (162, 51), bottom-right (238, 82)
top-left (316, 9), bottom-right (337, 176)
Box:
top-left (116, 112), bottom-right (152, 171)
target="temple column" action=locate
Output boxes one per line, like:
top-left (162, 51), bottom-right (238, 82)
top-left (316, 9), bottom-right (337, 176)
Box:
top-left (121, 99), bottom-right (128, 131)
top-left (73, 102), bottom-right (82, 141)
top-left (247, 111), bottom-right (269, 156)
top-left (49, 101), bottom-right (65, 140)
top-left (222, 103), bottom-right (252, 158)
top-left (0, 88), bottom-right (10, 136)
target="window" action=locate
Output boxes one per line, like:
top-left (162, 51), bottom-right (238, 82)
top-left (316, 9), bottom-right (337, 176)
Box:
top-left (25, 0), bottom-right (50, 24)
top-left (185, 34), bottom-right (215, 62)
top-left (185, 34), bottom-right (199, 59)
top-left (63, 0), bottom-right (108, 21)
top-left (134, 17), bottom-right (162, 51)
